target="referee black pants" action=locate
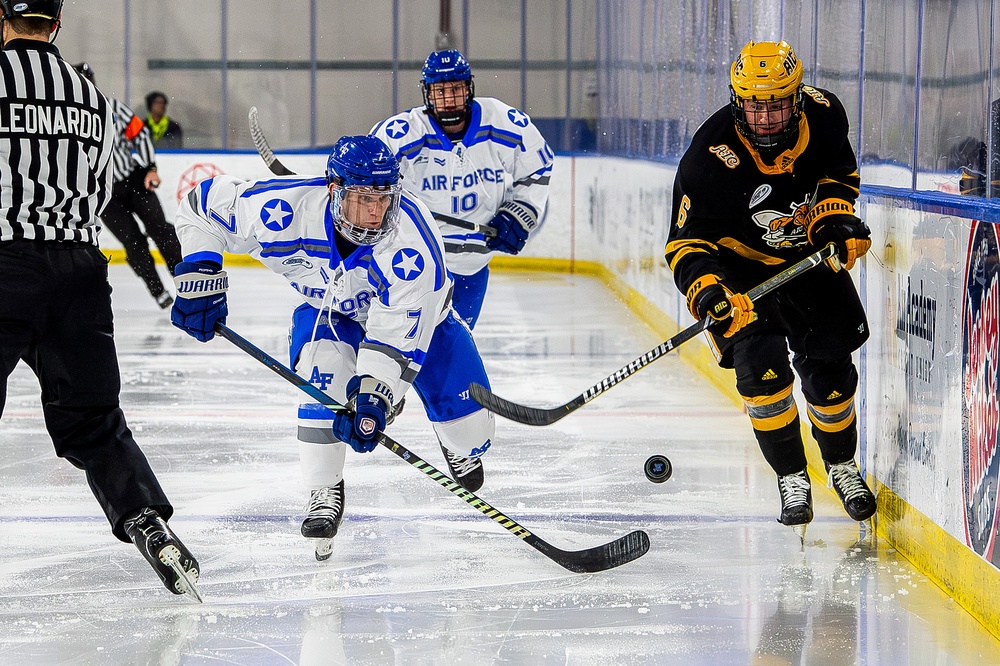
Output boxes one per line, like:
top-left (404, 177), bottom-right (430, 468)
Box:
top-left (0, 239), bottom-right (172, 542)
top-left (100, 168), bottom-right (182, 299)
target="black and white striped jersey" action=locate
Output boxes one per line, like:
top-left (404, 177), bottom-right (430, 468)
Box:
top-left (0, 39), bottom-right (114, 245)
top-left (109, 97), bottom-right (156, 184)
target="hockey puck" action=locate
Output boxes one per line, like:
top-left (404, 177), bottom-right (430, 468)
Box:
top-left (644, 455), bottom-right (672, 483)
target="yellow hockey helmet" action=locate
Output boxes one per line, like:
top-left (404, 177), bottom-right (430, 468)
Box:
top-left (729, 40), bottom-right (804, 150)
top-left (730, 40), bottom-right (803, 101)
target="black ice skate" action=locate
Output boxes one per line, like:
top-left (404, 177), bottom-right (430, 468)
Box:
top-left (301, 481), bottom-right (345, 561)
top-left (777, 469), bottom-right (813, 546)
top-left (155, 292), bottom-right (174, 309)
top-left (440, 443), bottom-right (484, 492)
top-left (825, 460), bottom-right (877, 522)
top-left (124, 507), bottom-right (202, 602)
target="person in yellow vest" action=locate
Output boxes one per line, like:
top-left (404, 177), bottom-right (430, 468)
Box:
top-left (145, 91), bottom-right (183, 149)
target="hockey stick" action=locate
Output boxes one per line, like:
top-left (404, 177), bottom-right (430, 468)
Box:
top-left (248, 106), bottom-right (295, 176)
top-left (214, 323), bottom-right (650, 573)
top-left (248, 106), bottom-right (497, 238)
top-left (432, 212), bottom-right (498, 238)
top-left (469, 243), bottom-right (840, 426)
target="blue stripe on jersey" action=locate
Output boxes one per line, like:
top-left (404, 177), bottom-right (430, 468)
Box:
top-left (365, 335), bottom-right (427, 367)
top-left (185, 250), bottom-right (224, 265)
top-left (397, 134), bottom-right (451, 160)
top-left (465, 126), bottom-right (524, 150)
top-left (259, 237), bottom-right (332, 258)
top-left (343, 248), bottom-right (372, 272)
top-left (240, 176), bottom-right (327, 198)
top-left (198, 177), bottom-right (215, 215)
top-left (400, 196), bottom-right (445, 290)
top-left (367, 260), bottom-right (391, 306)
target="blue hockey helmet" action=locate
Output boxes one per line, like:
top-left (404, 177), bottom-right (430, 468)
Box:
top-left (421, 49), bottom-right (475, 128)
top-left (326, 135), bottom-right (402, 246)
top-left (421, 49), bottom-right (472, 85)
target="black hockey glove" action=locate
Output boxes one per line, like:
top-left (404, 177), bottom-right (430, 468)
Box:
top-left (807, 213), bottom-right (871, 270)
top-left (687, 275), bottom-right (755, 338)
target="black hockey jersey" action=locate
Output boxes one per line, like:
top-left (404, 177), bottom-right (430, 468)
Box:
top-left (665, 86), bottom-right (860, 304)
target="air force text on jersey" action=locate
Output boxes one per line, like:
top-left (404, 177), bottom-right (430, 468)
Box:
top-left (420, 168), bottom-right (507, 192)
top-left (0, 102), bottom-right (104, 141)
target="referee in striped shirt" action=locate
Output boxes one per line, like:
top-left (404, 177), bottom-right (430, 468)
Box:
top-left (74, 62), bottom-right (182, 309)
top-left (0, 0), bottom-right (201, 599)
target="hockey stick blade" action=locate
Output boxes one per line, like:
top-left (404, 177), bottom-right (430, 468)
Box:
top-left (214, 323), bottom-right (650, 573)
top-left (471, 244), bottom-right (838, 426)
top-left (248, 106), bottom-right (295, 176)
top-left (376, 436), bottom-right (650, 573)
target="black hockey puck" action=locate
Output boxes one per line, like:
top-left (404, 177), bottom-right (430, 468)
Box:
top-left (644, 455), bottom-right (672, 483)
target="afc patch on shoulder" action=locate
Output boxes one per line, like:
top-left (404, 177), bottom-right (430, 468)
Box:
top-left (709, 144), bottom-right (740, 169)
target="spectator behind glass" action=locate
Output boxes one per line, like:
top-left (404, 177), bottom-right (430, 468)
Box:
top-left (954, 98), bottom-right (1000, 197)
top-left (145, 91), bottom-right (183, 149)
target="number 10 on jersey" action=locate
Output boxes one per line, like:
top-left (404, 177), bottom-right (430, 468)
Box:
top-left (452, 192), bottom-right (478, 214)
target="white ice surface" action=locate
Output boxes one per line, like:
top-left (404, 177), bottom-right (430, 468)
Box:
top-left (1, 264), bottom-right (998, 665)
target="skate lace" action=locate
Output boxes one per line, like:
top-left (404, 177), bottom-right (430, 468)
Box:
top-left (308, 485), bottom-right (343, 514)
top-left (444, 449), bottom-right (480, 477)
top-left (778, 471), bottom-right (811, 507)
top-left (827, 462), bottom-right (868, 500)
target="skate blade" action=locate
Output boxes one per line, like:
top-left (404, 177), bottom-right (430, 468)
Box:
top-left (160, 546), bottom-right (203, 603)
top-left (314, 538), bottom-right (334, 562)
top-left (791, 524), bottom-right (807, 550)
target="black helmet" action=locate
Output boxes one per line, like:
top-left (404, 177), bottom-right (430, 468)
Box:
top-left (72, 62), bottom-right (94, 84)
top-left (0, 0), bottom-right (64, 20)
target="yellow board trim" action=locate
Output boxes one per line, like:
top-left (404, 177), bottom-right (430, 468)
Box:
top-left (103, 249), bottom-right (266, 267)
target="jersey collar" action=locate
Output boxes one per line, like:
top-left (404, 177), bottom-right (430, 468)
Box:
top-left (3, 38), bottom-right (60, 56)
top-left (428, 99), bottom-right (482, 150)
top-left (736, 114), bottom-right (810, 175)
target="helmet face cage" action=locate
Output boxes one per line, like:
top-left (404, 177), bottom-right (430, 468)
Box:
top-left (421, 49), bottom-right (474, 127)
top-left (329, 182), bottom-right (401, 246)
top-left (729, 40), bottom-right (804, 151)
top-left (326, 135), bottom-right (402, 246)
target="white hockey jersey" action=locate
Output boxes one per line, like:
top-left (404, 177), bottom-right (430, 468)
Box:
top-left (371, 97), bottom-right (553, 275)
top-left (174, 174), bottom-right (452, 401)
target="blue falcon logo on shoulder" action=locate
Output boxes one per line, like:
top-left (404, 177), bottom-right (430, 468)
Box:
top-left (391, 248), bottom-right (425, 281)
top-left (507, 109), bottom-right (529, 127)
top-left (261, 198), bottom-right (294, 231)
top-left (386, 119), bottom-right (410, 139)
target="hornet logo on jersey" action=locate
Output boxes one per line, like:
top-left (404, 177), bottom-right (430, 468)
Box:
top-left (261, 198), bottom-right (294, 231)
top-left (507, 109), bottom-right (529, 127)
top-left (392, 248), bottom-right (425, 280)
top-left (385, 119), bottom-right (409, 139)
top-left (752, 199), bottom-right (810, 248)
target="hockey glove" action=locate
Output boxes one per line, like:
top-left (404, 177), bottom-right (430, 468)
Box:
top-left (807, 213), bottom-right (871, 270)
top-left (688, 275), bottom-right (755, 338)
top-left (485, 200), bottom-right (538, 254)
top-left (171, 261), bottom-right (228, 342)
top-left (332, 375), bottom-right (392, 454)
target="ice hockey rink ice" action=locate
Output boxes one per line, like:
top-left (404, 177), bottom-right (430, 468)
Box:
top-left (2, 264), bottom-right (999, 665)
